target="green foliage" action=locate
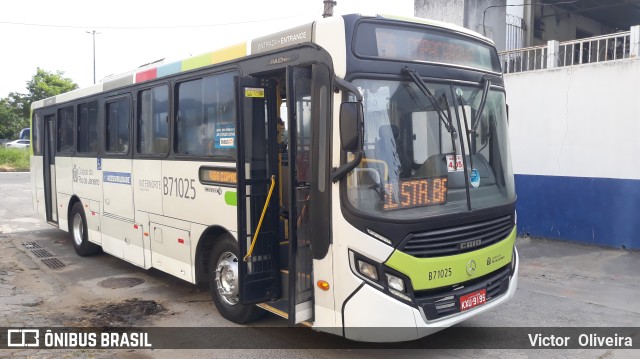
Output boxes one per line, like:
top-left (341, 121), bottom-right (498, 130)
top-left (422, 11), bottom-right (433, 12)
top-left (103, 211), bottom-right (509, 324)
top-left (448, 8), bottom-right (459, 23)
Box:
top-left (0, 68), bottom-right (78, 139)
top-left (0, 99), bottom-right (27, 140)
top-left (0, 147), bottom-right (30, 172)
top-left (14, 69), bottom-right (79, 119)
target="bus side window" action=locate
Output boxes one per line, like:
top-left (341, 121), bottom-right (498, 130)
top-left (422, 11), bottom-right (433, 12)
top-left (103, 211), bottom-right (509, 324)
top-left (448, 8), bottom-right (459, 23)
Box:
top-left (105, 98), bottom-right (130, 154)
top-left (138, 85), bottom-right (168, 155)
top-left (57, 106), bottom-right (75, 154)
top-left (175, 72), bottom-right (237, 158)
top-left (78, 100), bottom-right (99, 154)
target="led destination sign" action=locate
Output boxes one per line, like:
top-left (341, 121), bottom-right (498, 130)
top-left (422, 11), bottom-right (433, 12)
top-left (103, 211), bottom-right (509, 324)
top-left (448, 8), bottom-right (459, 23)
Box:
top-left (354, 23), bottom-right (502, 73)
top-left (383, 177), bottom-right (448, 211)
top-left (199, 167), bottom-right (237, 186)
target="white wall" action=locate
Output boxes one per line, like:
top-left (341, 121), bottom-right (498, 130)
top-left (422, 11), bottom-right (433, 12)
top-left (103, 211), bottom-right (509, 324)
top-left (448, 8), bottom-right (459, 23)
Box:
top-left (504, 57), bottom-right (640, 249)
top-left (505, 58), bottom-right (640, 180)
top-left (506, 0), bottom-right (523, 18)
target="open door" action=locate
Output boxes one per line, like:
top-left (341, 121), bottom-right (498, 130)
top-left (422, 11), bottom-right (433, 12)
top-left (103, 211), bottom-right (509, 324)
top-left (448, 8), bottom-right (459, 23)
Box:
top-left (235, 76), bottom-right (281, 304)
top-left (287, 66), bottom-right (314, 325)
top-left (43, 114), bottom-right (58, 223)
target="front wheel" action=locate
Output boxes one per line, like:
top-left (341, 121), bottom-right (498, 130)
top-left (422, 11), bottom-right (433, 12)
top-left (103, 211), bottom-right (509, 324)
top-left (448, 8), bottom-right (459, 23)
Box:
top-left (209, 236), bottom-right (264, 323)
top-left (70, 202), bottom-right (101, 256)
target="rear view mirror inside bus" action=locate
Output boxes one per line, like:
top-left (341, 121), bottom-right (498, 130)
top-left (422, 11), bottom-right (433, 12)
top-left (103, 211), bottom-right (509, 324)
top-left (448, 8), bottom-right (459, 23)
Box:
top-left (339, 102), bottom-right (363, 152)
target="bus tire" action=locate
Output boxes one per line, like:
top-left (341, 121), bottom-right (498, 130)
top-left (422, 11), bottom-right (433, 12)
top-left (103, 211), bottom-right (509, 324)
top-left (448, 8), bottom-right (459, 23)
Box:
top-left (70, 202), bottom-right (101, 256)
top-left (209, 236), bottom-right (264, 323)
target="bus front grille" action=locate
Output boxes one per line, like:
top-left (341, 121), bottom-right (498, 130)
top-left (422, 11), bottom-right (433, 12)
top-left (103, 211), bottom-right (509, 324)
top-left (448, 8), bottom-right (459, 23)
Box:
top-left (399, 214), bottom-right (514, 258)
top-left (413, 263), bottom-right (512, 321)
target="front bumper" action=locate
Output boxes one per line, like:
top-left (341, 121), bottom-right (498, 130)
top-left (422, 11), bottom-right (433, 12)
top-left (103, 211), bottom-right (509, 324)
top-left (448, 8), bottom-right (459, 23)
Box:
top-left (342, 246), bottom-right (519, 342)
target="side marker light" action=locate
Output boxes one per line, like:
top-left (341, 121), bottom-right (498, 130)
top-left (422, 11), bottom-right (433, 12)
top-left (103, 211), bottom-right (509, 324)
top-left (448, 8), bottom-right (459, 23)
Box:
top-left (317, 280), bottom-right (330, 291)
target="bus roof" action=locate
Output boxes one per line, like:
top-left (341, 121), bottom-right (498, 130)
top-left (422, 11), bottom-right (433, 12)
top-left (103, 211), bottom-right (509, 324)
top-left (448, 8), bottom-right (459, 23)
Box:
top-left (31, 14), bottom-right (493, 111)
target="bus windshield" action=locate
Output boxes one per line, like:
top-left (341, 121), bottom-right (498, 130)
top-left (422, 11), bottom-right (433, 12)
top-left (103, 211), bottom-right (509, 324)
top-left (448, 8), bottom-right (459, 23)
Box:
top-left (346, 78), bottom-right (515, 219)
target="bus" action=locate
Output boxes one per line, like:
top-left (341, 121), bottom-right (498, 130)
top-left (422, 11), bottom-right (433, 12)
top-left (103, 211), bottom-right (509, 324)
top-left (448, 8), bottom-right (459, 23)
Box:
top-left (30, 14), bottom-right (518, 342)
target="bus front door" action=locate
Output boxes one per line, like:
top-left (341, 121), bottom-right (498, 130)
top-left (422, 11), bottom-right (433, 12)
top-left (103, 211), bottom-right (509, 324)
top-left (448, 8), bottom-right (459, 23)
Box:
top-left (235, 76), bottom-right (281, 304)
top-left (43, 114), bottom-right (58, 223)
top-left (286, 66), bottom-right (314, 325)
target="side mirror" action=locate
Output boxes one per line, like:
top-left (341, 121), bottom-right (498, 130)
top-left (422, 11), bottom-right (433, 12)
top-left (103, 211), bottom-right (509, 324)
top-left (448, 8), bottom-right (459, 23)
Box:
top-left (339, 102), bottom-right (363, 152)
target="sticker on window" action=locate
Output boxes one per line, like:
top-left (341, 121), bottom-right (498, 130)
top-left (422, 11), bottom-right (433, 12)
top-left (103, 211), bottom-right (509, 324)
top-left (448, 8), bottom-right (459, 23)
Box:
top-left (470, 168), bottom-right (480, 188)
top-left (446, 154), bottom-right (464, 172)
top-left (245, 87), bottom-right (264, 98)
top-left (215, 124), bottom-right (236, 149)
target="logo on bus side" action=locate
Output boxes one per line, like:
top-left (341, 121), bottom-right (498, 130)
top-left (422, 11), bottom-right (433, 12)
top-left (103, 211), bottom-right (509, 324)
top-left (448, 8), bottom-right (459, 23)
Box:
top-left (73, 165), bottom-right (100, 186)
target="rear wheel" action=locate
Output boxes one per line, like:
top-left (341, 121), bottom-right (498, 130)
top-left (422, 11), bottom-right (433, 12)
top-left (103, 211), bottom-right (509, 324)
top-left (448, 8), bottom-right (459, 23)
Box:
top-left (70, 202), bottom-right (101, 256)
top-left (209, 235), bottom-right (264, 323)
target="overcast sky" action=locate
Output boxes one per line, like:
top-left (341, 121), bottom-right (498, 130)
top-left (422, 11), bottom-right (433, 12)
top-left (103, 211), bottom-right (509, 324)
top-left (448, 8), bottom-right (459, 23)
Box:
top-left (0, 0), bottom-right (413, 98)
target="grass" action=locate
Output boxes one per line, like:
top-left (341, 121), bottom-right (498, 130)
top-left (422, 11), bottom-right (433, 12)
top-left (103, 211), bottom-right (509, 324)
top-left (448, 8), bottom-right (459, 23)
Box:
top-left (0, 147), bottom-right (30, 172)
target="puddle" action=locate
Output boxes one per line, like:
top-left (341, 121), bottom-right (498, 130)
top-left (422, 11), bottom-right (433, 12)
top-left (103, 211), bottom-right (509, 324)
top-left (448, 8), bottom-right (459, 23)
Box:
top-left (80, 299), bottom-right (166, 326)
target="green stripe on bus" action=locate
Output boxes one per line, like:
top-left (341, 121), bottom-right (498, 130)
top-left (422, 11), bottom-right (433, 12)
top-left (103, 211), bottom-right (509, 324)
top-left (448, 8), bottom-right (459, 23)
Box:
top-left (224, 191), bottom-right (237, 206)
top-left (385, 226), bottom-right (516, 291)
top-left (182, 52), bottom-right (212, 71)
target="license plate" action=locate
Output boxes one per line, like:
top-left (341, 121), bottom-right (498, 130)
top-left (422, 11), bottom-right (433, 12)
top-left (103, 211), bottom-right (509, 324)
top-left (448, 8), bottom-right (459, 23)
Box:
top-left (459, 289), bottom-right (487, 311)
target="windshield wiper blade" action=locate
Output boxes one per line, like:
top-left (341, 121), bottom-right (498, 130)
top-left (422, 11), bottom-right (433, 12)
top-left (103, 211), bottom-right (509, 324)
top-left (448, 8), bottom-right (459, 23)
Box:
top-left (471, 77), bottom-right (491, 132)
top-left (402, 67), bottom-right (456, 135)
top-left (402, 67), bottom-right (460, 169)
top-left (456, 87), bottom-right (475, 171)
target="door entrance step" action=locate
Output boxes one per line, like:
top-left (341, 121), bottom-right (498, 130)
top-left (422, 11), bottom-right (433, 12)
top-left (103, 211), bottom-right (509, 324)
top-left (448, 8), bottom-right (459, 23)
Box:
top-left (256, 300), bottom-right (313, 327)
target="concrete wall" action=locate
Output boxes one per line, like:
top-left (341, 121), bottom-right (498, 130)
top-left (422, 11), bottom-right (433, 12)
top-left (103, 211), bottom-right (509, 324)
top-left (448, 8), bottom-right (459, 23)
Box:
top-left (505, 58), bottom-right (640, 249)
top-left (414, 0), bottom-right (507, 51)
top-left (415, 0), bottom-right (465, 26)
top-left (465, 0), bottom-right (506, 51)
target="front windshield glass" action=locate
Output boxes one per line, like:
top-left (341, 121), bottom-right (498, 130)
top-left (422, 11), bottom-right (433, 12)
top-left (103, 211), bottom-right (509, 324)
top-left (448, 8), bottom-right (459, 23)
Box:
top-left (346, 78), bottom-right (515, 219)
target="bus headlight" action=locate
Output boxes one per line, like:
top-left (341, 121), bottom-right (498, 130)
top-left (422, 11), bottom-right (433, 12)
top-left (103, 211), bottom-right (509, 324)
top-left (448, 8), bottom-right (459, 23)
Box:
top-left (385, 273), bottom-right (405, 292)
top-left (357, 259), bottom-right (379, 281)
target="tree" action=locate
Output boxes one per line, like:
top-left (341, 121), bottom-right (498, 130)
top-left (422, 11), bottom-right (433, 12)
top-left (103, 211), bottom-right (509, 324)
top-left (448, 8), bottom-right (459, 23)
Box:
top-left (0, 99), bottom-right (24, 139)
top-left (17, 69), bottom-right (79, 119)
top-left (0, 69), bottom-right (78, 139)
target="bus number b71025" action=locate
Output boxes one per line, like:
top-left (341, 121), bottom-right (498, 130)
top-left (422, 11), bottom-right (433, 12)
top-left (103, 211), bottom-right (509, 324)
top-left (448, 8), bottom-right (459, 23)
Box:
top-left (163, 177), bottom-right (196, 200)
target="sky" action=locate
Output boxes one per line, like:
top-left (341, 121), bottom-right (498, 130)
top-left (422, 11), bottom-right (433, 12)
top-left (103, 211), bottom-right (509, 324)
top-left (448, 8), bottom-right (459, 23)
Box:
top-left (0, 0), bottom-right (414, 98)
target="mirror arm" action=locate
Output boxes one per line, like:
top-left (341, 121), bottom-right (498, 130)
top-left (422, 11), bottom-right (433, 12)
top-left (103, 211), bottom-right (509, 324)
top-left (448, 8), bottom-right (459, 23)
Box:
top-left (331, 151), bottom-right (363, 183)
top-left (334, 77), bottom-right (363, 102)
top-left (332, 76), bottom-right (364, 183)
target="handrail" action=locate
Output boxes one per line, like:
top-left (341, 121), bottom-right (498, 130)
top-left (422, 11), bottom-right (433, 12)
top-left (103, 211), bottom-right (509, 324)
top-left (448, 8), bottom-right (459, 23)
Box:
top-left (243, 175), bottom-right (276, 262)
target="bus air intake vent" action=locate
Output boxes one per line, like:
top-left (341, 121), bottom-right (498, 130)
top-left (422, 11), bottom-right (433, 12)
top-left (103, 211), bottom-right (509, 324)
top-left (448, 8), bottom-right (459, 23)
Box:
top-left (400, 214), bottom-right (513, 258)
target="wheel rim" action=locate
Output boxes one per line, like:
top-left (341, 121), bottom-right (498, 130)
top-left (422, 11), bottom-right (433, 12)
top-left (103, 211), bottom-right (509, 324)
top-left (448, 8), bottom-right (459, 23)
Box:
top-left (215, 251), bottom-right (239, 306)
top-left (72, 213), bottom-right (84, 246)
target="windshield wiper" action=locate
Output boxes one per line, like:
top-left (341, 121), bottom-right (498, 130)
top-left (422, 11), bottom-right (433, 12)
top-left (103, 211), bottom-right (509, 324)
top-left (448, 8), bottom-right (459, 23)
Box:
top-left (403, 67), bottom-right (457, 135)
top-left (471, 77), bottom-right (491, 133)
top-left (455, 87), bottom-right (474, 171)
top-left (402, 67), bottom-right (460, 169)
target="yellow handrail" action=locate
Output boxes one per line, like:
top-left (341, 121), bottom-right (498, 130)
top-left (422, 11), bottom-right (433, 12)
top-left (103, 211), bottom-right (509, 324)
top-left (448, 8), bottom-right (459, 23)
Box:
top-left (243, 175), bottom-right (276, 262)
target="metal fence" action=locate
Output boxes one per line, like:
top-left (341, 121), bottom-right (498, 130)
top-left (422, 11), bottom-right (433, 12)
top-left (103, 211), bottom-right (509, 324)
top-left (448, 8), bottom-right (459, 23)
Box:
top-left (558, 32), bottom-right (631, 66)
top-left (499, 45), bottom-right (548, 73)
top-left (505, 14), bottom-right (524, 51)
top-left (499, 28), bottom-right (636, 74)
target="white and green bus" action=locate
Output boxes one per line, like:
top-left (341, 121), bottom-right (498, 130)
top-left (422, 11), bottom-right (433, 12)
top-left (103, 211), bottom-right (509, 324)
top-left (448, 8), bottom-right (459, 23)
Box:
top-left (30, 14), bottom-right (518, 342)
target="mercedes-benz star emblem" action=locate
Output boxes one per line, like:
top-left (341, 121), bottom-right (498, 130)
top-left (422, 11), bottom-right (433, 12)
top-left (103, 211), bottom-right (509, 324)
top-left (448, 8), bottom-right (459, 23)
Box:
top-left (466, 259), bottom-right (477, 276)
